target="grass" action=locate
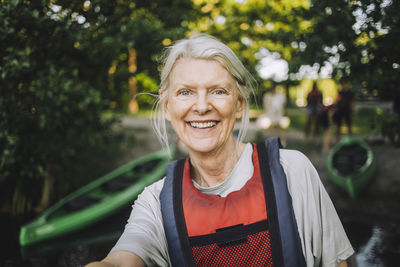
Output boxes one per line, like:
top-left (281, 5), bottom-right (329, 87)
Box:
top-left (352, 108), bottom-right (379, 135)
top-left (283, 107), bottom-right (377, 135)
top-left (249, 107), bottom-right (308, 132)
top-left (285, 107), bottom-right (308, 132)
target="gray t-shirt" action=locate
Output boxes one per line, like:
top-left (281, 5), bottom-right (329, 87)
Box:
top-left (111, 144), bottom-right (354, 266)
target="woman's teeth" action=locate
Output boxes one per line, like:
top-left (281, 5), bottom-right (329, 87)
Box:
top-left (190, 121), bottom-right (217, 129)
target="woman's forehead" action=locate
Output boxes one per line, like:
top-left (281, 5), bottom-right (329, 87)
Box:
top-left (169, 58), bottom-right (236, 86)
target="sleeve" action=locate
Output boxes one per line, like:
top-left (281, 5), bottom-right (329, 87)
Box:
top-left (110, 178), bottom-right (170, 267)
top-left (280, 149), bottom-right (354, 267)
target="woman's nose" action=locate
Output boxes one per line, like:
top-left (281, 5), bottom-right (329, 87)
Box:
top-left (194, 93), bottom-right (211, 114)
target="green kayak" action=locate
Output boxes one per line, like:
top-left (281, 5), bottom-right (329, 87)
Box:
top-left (327, 135), bottom-right (376, 198)
top-left (19, 148), bottom-right (174, 246)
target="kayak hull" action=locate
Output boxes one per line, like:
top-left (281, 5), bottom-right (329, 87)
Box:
top-left (327, 135), bottom-right (376, 198)
top-left (19, 148), bottom-right (173, 246)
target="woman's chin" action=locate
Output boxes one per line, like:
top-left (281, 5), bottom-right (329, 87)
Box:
top-left (184, 140), bottom-right (219, 154)
top-left (187, 145), bottom-right (214, 154)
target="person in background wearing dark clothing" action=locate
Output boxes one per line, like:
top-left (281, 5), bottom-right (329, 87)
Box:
top-left (333, 83), bottom-right (355, 141)
top-left (318, 104), bottom-right (336, 154)
top-left (305, 82), bottom-right (323, 139)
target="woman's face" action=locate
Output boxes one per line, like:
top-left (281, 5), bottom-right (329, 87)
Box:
top-left (165, 58), bottom-right (243, 154)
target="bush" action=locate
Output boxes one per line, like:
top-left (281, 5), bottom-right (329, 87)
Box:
top-left (0, 0), bottom-right (113, 214)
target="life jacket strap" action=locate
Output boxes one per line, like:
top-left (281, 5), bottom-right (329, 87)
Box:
top-left (258, 138), bottom-right (306, 267)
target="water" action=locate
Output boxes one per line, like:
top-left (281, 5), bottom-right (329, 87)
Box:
top-left (343, 220), bottom-right (400, 267)
top-left (356, 226), bottom-right (385, 266)
top-left (2, 211), bottom-right (399, 266)
top-left (1, 208), bottom-right (130, 267)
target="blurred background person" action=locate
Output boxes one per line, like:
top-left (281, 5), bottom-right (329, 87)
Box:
top-left (263, 85), bottom-right (287, 145)
top-left (305, 82), bottom-right (323, 140)
top-left (318, 104), bottom-right (336, 154)
top-left (333, 82), bottom-right (355, 141)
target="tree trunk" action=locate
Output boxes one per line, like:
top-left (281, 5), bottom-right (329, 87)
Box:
top-left (128, 48), bottom-right (138, 114)
top-left (34, 166), bottom-right (54, 213)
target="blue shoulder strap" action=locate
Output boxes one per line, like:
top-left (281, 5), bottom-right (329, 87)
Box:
top-left (160, 159), bottom-right (194, 267)
top-left (258, 137), bottom-right (306, 267)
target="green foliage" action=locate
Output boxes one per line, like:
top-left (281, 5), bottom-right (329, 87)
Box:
top-left (188, 0), bottom-right (399, 101)
top-left (370, 108), bottom-right (400, 145)
top-left (0, 0), bottom-right (195, 214)
top-left (353, 108), bottom-right (379, 134)
top-left (64, 0), bottom-right (197, 111)
top-left (189, 0), bottom-right (309, 86)
top-left (135, 72), bottom-right (159, 109)
top-left (0, 0), bottom-right (113, 214)
top-left (285, 107), bottom-right (307, 132)
top-left (294, 0), bottom-right (400, 98)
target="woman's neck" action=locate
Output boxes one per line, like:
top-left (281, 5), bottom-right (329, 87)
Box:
top-left (189, 140), bottom-right (246, 187)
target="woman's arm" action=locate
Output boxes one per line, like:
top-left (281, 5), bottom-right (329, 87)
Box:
top-left (338, 260), bottom-right (348, 267)
top-left (86, 251), bottom-right (146, 267)
top-left (86, 179), bottom-right (169, 267)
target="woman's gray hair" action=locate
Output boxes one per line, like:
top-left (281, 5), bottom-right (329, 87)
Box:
top-left (151, 34), bottom-right (256, 153)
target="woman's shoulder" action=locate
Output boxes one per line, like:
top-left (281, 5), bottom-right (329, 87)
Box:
top-left (279, 148), bottom-right (313, 168)
top-left (135, 178), bottom-right (166, 206)
top-left (278, 148), bottom-right (321, 193)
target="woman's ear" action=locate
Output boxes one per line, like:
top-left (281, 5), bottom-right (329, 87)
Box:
top-left (163, 94), bottom-right (171, 121)
top-left (235, 97), bottom-right (245, 119)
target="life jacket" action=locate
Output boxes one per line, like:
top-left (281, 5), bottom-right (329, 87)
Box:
top-left (160, 138), bottom-right (306, 267)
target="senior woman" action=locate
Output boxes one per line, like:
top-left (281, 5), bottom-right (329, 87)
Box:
top-left (87, 34), bottom-right (354, 267)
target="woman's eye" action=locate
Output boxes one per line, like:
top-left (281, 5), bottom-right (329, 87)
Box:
top-left (177, 89), bottom-right (191, 96)
top-left (213, 89), bottom-right (227, 95)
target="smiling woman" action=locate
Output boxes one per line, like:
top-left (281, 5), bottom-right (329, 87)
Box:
top-left (165, 58), bottom-right (244, 159)
top-left (152, 34), bottom-right (256, 156)
top-left (86, 34), bottom-right (354, 267)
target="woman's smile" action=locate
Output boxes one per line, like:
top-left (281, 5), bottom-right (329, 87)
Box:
top-left (187, 120), bottom-right (218, 129)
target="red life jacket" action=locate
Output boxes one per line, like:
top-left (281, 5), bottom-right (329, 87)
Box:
top-left (160, 138), bottom-right (306, 267)
top-left (182, 144), bottom-right (273, 266)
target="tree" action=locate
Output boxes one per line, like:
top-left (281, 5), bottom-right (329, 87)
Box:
top-left (0, 0), bottom-right (113, 214)
top-left (187, 0), bottom-right (399, 100)
top-left (187, 0), bottom-right (310, 103)
top-left (293, 0), bottom-right (400, 98)
top-left (55, 0), bottom-right (197, 111)
top-left (0, 0), bottom-right (196, 214)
